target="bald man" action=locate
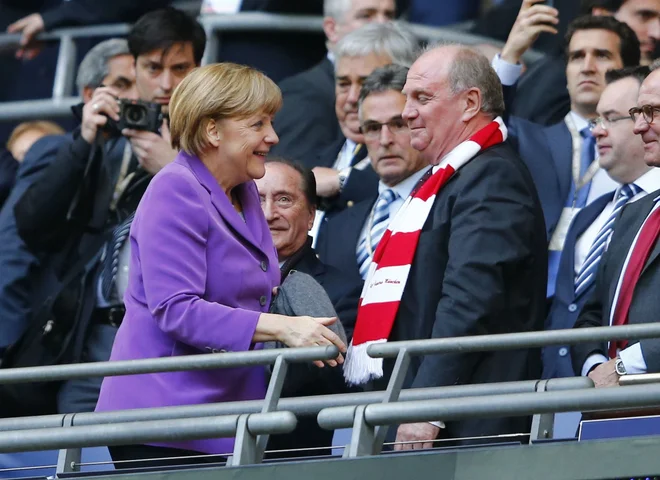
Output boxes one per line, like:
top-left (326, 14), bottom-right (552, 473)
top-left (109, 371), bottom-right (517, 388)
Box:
top-left (344, 45), bottom-right (547, 448)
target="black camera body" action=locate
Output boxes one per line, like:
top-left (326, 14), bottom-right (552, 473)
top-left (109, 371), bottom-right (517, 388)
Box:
top-left (117, 99), bottom-right (163, 133)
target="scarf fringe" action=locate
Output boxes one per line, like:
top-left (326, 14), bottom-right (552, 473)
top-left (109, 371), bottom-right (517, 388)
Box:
top-left (343, 339), bottom-right (387, 386)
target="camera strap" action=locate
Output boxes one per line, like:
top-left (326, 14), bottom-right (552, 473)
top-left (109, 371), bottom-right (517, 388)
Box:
top-left (110, 142), bottom-right (136, 211)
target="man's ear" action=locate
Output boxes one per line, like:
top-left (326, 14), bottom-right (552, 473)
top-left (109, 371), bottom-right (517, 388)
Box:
top-left (307, 205), bottom-right (317, 231)
top-left (461, 88), bottom-right (482, 122)
top-left (323, 16), bottom-right (340, 45)
top-left (82, 86), bottom-right (95, 104)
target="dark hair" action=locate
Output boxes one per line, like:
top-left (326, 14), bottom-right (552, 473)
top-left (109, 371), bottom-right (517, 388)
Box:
top-left (605, 65), bottom-right (650, 84)
top-left (565, 15), bottom-right (640, 68)
top-left (579, 0), bottom-right (625, 15)
top-left (265, 157), bottom-right (318, 209)
top-left (358, 64), bottom-right (409, 106)
top-left (128, 7), bottom-right (206, 65)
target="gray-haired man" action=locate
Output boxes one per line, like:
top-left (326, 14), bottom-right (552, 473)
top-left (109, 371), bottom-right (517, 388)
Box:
top-left (0, 38), bottom-right (137, 354)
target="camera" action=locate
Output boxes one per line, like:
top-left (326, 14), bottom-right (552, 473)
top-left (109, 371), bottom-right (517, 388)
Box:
top-left (105, 99), bottom-right (163, 135)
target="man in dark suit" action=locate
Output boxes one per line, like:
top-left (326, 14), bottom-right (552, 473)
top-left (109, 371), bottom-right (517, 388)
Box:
top-left (544, 66), bottom-right (658, 381)
top-left (315, 64), bottom-right (428, 282)
top-left (270, 0), bottom-right (396, 161)
top-left (254, 158), bottom-right (361, 456)
top-left (8, 9), bottom-right (205, 417)
top-left (0, 38), bottom-right (136, 354)
top-left (493, 0), bottom-right (660, 126)
top-left (344, 45), bottom-right (546, 447)
top-left (495, 15), bottom-right (640, 297)
top-left (572, 65), bottom-right (660, 385)
top-left (307, 22), bottom-right (418, 231)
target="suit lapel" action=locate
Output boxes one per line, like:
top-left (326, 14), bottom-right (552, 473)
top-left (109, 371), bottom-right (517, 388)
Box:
top-left (641, 197), bottom-right (660, 276)
top-left (181, 153), bottom-right (269, 255)
top-left (544, 121), bottom-right (573, 205)
top-left (557, 192), bottom-right (614, 302)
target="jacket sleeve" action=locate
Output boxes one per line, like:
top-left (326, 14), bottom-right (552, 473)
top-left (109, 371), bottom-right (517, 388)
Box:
top-left (14, 134), bottom-right (92, 253)
top-left (411, 155), bottom-right (542, 390)
top-left (571, 276), bottom-right (608, 375)
top-left (40, 0), bottom-right (171, 30)
top-left (136, 171), bottom-right (262, 353)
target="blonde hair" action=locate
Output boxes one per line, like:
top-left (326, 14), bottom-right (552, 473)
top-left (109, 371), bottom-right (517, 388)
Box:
top-left (169, 63), bottom-right (282, 157)
top-left (6, 121), bottom-right (65, 151)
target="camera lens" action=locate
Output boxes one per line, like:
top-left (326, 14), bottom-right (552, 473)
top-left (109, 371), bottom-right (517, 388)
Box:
top-left (126, 105), bottom-right (147, 126)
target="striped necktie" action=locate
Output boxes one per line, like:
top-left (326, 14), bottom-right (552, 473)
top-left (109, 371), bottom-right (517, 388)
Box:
top-left (356, 189), bottom-right (398, 279)
top-left (101, 211), bottom-right (136, 303)
top-left (574, 183), bottom-right (640, 298)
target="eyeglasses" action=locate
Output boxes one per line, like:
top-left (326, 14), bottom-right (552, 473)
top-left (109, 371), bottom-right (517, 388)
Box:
top-left (629, 105), bottom-right (660, 124)
top-left (588, 115), bottom-right (632, 131)
top-left (360, 117), bottom-right (408, 139)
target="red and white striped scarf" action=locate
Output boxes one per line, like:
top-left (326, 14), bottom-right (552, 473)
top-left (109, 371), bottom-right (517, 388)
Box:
top-left (343, 117), bottom-right (508, 385)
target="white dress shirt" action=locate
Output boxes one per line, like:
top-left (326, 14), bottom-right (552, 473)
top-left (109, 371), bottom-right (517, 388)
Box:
top-left (201, 0), bottom-right (243, 14)
top-left (574, 168), bottom-right (660, 274)
top-left (356, 167), bottom-right (431, 247)
top-left (333, 139), bottom-right (359, 171)
top-left (581, 191), bottom-right (660, 377)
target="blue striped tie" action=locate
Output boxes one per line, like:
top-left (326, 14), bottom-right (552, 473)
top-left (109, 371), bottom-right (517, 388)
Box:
top-left (574, 184), bottom-right (640, 298)
top-left (101, 211), bottom-right (136, 303)
top-left (356, 189), bottom-right (398, 279)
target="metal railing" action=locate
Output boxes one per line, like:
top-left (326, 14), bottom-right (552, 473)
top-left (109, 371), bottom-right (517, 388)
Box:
top-left (1, 322), bottom-right (660, 475)
top-left (0, 12), bottom-right (544, 122)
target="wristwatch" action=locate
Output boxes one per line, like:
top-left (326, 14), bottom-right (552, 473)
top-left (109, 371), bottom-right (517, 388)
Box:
top-left (615, 357), bottom-right (627, 376)
top-left (337, 167), bottom-right (352, 193)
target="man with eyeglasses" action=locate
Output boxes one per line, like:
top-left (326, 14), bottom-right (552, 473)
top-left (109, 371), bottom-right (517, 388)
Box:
top-left (572, 63), bottom-right (660, 391)
top-left (316, 64), bottom-right (429, 283)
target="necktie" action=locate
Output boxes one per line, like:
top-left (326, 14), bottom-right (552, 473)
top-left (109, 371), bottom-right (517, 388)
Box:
top-left (575, 128), bottom-right (596, 208)
top-left (101, 212), bottom-right (135, 303)
top-left (574, 184), bottom-right (640, 298)
top-left (350, 143), bottom-right (367, 167)
top-left (609, 202), bottom-right (660, 357)
top-left (356, 189), bottom-right (398, 279)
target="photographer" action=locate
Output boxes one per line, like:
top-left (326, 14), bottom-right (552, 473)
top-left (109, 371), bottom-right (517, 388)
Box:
top-left (6, 8), bottom-right (205, 417)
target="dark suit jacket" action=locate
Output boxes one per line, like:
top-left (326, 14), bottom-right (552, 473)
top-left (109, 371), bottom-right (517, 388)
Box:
top-left (0, 150), bottom-right (18, 211)
top-left (0, 134), bottom-right (69, 351)
top-left (376, 142), bottom-right (547, 440)
top-left (316, 195), bottom-right (376, 283)
top-left (542, 192), bottom-right (613, 379)
top-left (572, 190), bottom-right (660, 374)
top-left (270, 58), bottom-right (339, 162)
top-left (506, 114), bottom-right (572, 240)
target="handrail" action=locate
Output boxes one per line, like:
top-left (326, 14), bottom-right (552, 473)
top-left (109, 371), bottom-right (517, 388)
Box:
top-left (0, 345), bottom-right (339, 384)
top-left (368, 323), bottom-right (660, 358)
top-left (317, 382), bottom-right (660, 431)
top-left (0, 377), bottom-right (592, 432)
top-left (0, 12), bottom-right (544, 122)
top-left (0, 411), bottom-right (295, 453)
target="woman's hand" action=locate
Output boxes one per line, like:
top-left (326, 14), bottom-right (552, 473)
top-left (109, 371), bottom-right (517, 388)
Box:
top-left (255, 313), bottom-right (347, 368)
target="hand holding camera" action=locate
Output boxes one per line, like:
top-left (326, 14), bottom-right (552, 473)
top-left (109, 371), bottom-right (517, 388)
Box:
top-left (124, 119), bottom-right (177, 175)
top-left (81, 86), bottom-right (121, 144)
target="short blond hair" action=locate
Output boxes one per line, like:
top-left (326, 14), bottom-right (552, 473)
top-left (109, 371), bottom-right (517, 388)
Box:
top-left (6, 121), bottom-right (65, 151)
top-left (169, 63), bottom-right (282, 157)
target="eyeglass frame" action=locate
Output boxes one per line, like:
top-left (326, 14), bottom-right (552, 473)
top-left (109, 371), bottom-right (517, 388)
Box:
top-left (359, 117), bottom-right (409, 139)
top-left (629, 105), bottom-right (660, 124)
top-left (588, 115), bottom-right (632, 131)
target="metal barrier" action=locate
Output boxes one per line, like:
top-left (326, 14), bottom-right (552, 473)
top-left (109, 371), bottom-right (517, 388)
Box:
top-left (0, 322), bottom-right (658, 475)
top-left (0, 12), bottom-right (543, 122)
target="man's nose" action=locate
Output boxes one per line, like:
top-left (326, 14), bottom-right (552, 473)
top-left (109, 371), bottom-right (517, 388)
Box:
top-left (402, 101), bottom-right (416, 120)
top-left (581, 54), bottom-right (597, 73)
top-left (347, 83), bottom-right (360, 105)
top-left (380, 124), bottom-right (394, 145)
top-left (159, 69), bottom-right (173, 92)
top-left (633, 115), bottom-right (650, 135)
top-left (648, 18), bottom-right (660, 41)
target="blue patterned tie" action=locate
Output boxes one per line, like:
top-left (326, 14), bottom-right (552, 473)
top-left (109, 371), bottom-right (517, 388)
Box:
top-left (101, 212), bottom-right (135, 303)
top-left (574, 184), bottom-right (640, 298)
top-left (356, 189), bottom-right (398, 279)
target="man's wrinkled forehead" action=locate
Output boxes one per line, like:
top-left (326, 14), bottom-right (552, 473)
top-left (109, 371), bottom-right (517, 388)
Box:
top-left (638, 69), bottom-right (660, 104)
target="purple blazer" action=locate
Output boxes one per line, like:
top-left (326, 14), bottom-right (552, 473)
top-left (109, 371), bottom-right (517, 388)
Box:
top-left (95, 151), bottom-right (280, 454)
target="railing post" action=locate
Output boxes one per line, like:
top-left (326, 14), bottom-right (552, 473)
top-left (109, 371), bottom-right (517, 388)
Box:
top-left (344, 405), bottom-right (375, 458)
top-left (229, 414), bottom-right (257, 466)
top-left (530, 380), bottom-right (554, 442)
top-left (373, 348), bottom-right (410, 453)
top-left (255, 354), bottom-right (289, 461)
top-left (201, 23), bottom-right (220, 66)
top-left (52, 35), bottom-right (77, 100)
top-left (55, 414), bottom-right (80, 476)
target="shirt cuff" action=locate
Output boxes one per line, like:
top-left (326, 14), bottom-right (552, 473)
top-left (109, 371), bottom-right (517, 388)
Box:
top-left (618, 343), bottom-right (647, 374)
top-left (428, 421), bottom-right (445, 429)
top-left (582, 353), bottom-right (608, 377)
top-left (491, 54), bottom-right (523, 87)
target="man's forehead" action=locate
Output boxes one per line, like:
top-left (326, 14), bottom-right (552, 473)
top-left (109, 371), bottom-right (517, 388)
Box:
top-left (639, 70), bottom-right (660, 100)
top-left (568, 29), bottom-right (620, 51)
top-left (138, 42), bottom-right (194, 65)
top-left (348, 0), bottom-right (395, 14)
top-left (362, 90), bottom-right (405, 116)
top-left (598, 79), bottom-right (638, 111)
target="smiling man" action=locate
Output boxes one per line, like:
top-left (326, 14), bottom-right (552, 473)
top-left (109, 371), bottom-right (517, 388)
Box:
top-left (316, 64), bottom-right (428, 282)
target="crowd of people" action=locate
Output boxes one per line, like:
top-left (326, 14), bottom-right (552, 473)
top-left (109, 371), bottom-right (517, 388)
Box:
top-left (0, 0), bottom-right (660, 468)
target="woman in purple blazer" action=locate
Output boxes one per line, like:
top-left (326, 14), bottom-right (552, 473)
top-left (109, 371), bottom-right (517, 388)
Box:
top-left (95, 63), bottom-right (346, 467)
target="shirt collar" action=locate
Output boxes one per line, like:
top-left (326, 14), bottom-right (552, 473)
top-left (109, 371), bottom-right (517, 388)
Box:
top-left (378, 166), bottom-right (431, 199)
top-left (629, 167), bottom-right (660, 196)
top-left (570, 111), bottom-right (590, 133)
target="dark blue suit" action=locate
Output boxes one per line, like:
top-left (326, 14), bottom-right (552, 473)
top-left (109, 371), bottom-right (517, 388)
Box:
top-left (315, 195), bottom-right (376, 283)
top-left (542, 192), bottom-right (614, 379)
top-left (506, 116), bottom-right (572, 240)
top-left (0, 134), bottom-right (70, 351)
